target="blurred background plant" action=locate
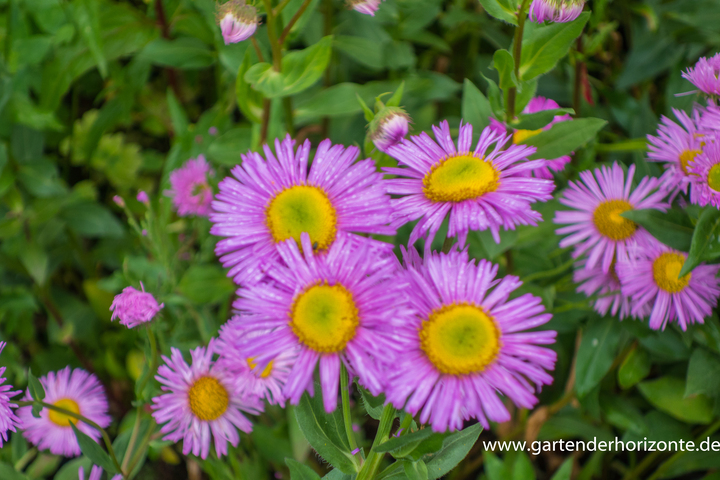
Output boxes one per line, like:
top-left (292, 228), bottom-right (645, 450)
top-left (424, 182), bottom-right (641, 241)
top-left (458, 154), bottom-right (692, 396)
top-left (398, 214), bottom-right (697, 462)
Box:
top-left (1, 0), bottom-right (720, 479)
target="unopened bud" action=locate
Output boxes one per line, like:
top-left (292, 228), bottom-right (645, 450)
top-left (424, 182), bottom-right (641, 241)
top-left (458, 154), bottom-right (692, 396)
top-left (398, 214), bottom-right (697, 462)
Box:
top-left (113, 195), bottom-right (125, 208)
top-left (347, 0), bottom-right (383, 16)
top-left (370, 107), bottom-right (410, 153)
top-left (218, 1), bottom-right (258, 45)
top-left (529, 0), bottom-right (585, 23)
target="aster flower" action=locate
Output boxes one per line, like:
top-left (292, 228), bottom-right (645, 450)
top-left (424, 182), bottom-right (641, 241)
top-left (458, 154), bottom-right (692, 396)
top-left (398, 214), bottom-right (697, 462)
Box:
top-left (384, 120), bottom-right (554, 250)
top-left (233, 233), bottom-right (412, 413)
top-left (529, 0), bottom-right (585, 23)
top-left (0, 342), bottom-right (21, 448)
top-left (554, 162), bottom-right (668, 274)
top-left (490, 96), bottom-right (574, 179)
top-left (78, 465), bottom-right (121, 480)
top-left (18, 367), bottom-right (111, 457)
top-left (370, 107), bottom-right (410, 153)
top-left (110, 283), bottom-right (164, 329)
top-left (617, 243), bottom-right (720, 330)
top-left (688, 138), bottom-right (720, 208)
top-left (211, 135), bottom-right (395, 285)
top-left (573, 260), bottom-right (649, 320)
top-left (348, 0), bottom-right (383, 16)
top-left (385, 248), bottom-right (556, 432)
top-left (700, 104), bottom-right (720, 133)
top-left (151, 339), bottom-right (262, 459)
top-left (682, 54), bottom-right (720, 97)
top-left (216, 317), bottom-right (298, 406)
top-left (647, 108), bottom-right (705, 198)
top-left (218, 1), bottom-right (258, 45)
top-left (167, 155), bottom-right (214, 217)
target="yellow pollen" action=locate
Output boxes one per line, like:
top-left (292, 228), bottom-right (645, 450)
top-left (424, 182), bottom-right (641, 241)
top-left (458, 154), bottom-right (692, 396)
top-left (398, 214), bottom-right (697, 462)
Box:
top-left (423, 154), bottom-right (500, 203)
top-left (679, 149), bottom-right (701, 174)
top-left (188, 376), bottom-right (229, 421)
top-left (513, 129), bottom-right (543, 144)
top-left (48, 398), bottom-right (81, 427)
top-left (247, 357), bottom-right (274, 378)
top-left (419, 303), bottom-right (501, 375)
top-left (266, 185), bottom-right (337, 250)
top-left (652, 252), bottom-right (691, 293)
top-left (592, 199), bottom-right (637, 241)
top-left (708, 164), bottom-right (720, 192)
top-left (290, 282), bottom-right (359, 353)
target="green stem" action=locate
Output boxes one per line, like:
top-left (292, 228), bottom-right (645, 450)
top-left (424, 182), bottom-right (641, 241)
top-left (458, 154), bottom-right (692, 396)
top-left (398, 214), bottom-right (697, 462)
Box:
top-left (278, 0), bottom-right (313, 46)
top-left (283, 96), bottom-right (295, 136)
top-left (121, 411), bottom-right (142, 473)
top-left (357, 404), bottom-right (396, 480)
top-left (441, 236), bottom-right (454, 254)
top-left (340, 364), bottom-right (360, 454)
top-left (398, 412), bottom-right (413, 434)
top-left (273, 0), bottom-right (293, 16)
top-left (14, 447), bottom-right (37, 472)
top-left (506, 0), bottom-right (530, 121)
top-left (125, 418), bottom-right (156, 477)
top-left (262, 0), bottom-right (283, 72)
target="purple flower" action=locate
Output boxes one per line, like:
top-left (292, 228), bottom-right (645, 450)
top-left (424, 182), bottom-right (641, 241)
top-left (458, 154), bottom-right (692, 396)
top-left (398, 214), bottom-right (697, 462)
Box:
top-left (647, 108), bottom-right (705, 198)
top-left (78, 466), bottom-right (121, 480)
top-left (18, 367), bottom-right (111, 457)
top-left (112, 195), bottom-right (125, 208)
top-left (348, 0), bottom-right (383, 16)
top-left (384, 120), bottom-right (555, 250)
top-left (233, 233), bottom-right (413, 412)
top-left (0, 342), bottom-right (21, 448)
top-left (167, 155), bottom-right (214, 217)
top-left (211, 135), bottom-right (395, 286)
top-left (554, 162), bottom-right (668, 274)
top-left (573, 260), bottom-right (648, 320)
top-left (370, 107), bottom-right (410, 153)
top-left (218, 1), bottom-right (258, 45)
top-left (617, 243), bottom-right (720, 330)
top-left (688, 138), bottom-right (720, 208)
top-left (110, 283), bottom-right (163, 329)
top-left (529, 0), bottom-right (585, 23)
top-left (152, 340), bottom-right (262, 459)
top-left (385, 248), bottom-right (556, 432)
top-left (682, 54), bottom-right (720, 96)
top-left (137, 191), bottom-right (149, 205)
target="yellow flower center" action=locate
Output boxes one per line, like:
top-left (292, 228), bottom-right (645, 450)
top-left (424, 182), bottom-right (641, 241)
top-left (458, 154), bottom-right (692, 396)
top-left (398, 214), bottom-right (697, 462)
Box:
top-left (48, 398), bottom-right (81, 427)
top-left (708, 164), bottom-right (720, 192)
top-left (513, 129), bottom-right (543, 144)
top-left (290, 282), bottom-right (359, 353)
top-left (266, 185), bottom-right (337, 250)
top-left (419, 303), bottom-right (501, 375)
top-left (247, 357), bottom-right (274, 378)
top-left (423, 154), bottom-right (500, 203)
top-left (188, 376), bottom-right (229, 421)
top-left (652, 252), bottom-right (691, 293)
top-left (592, 199), bottom-right (637, 241)
top-left (679, 149), bottom-right (701, 174)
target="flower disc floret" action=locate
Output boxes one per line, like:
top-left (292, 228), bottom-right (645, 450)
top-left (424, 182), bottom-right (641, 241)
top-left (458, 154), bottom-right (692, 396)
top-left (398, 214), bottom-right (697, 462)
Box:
top-left (423, 154), bottom-right (500, 203)
top-left (592, 199), bottom-right (637, 241)
top-left (266, 186), bottom-right (337, 250)
top-left (652, 253), bottom-right (691, 293)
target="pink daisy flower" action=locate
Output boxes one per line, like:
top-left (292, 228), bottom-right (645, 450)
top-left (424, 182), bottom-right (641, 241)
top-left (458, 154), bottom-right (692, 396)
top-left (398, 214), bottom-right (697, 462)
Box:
top-left (682, 54), bottom-right (720, 96)
top-left (167, 155), bottom-right (214, 217)
top-left (78, 465), bottom-right (121, 480)
top-left (348, 0), bottom-right (383, 15)
top-left (151, 339), bottom-right (262, 460)
top-left (110, 283), bottom-right (164, 329)
top-left (216, 317), bottom-right (298, 407)
top-left (529, 0), bottom-right (585, 23)
top-left (370, 108), bottom-right (410, 153)
top-left (688, 138), bottom-right (720, 207)
top-left (0, 342), bottom-right (21, 448)
top-left (647, 108), bottom-right (705, 197)
top-left (18, 367), bottom-right (111, 457)
top-left (573, 260), bottom-right (649, 320)
top-left (384, 120), bottom-right (554, 250)
top-left (700, 104), bottom-right (720, 132)
top-left (490, 96), bottom-right (574, 179)
top-left (233, 233), bottom-right (412, 413)
top-left (554, 162), bottom-right (668, 274)
top-left (385, 248), bottom-right (556, 432)
top-left (218, 1), bottom-right (258, 45)
top-left (616, 243), bottom-right (720, 330)
top-left (211, 135), bottom-right (395, 286)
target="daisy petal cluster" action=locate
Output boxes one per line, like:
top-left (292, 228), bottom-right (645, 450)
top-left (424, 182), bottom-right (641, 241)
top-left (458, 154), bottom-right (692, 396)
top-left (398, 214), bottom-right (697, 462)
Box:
top-left (529, 0), bottom-right (585, 23)
top-left (573, 260), bottom-right (650, 320)
top-left (384, 120), bottom-right (554, 250)
top-left (0, 342), bottom-right (21, 448)
top-left (110, 283), bottom-right (163, 328)
top-left (682, 53), bottom-right (720, 97)
top-left (167, 155), bottom-right (214, 217)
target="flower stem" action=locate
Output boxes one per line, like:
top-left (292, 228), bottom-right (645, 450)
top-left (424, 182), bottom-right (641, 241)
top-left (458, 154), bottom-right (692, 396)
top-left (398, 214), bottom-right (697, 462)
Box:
top-left (262, 0), bottom-right (283, 72)
top-left (506, 0), bottom-right (531, 121)
top-left (279, 0), bottom-right (313, 45)
top-left (340, 363), bottom-right (360, 455)
top-left (356, 404), bottom-right (396, 480)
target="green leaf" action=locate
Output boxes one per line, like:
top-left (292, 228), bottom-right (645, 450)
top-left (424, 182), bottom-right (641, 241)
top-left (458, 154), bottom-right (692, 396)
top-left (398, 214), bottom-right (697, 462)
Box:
top-left (0, 462), bottom-right (30, 480)
top-left (70, 424), bottom-right (119, 474)
top-left (236, 49), bottom-right (264, 124)
top-left (387, 82), bottom-right (405, 107)
top-left (375, 428), bottom-right (437, 453)
top-left (31, 403), bottom-right (43, 419)
top-left (72, 0), bottom-right (108, 78)
top-left (334, 36), bottom-right (385, 70)
top-left (166, 89), bottom-right (189, 136)
top-left (138, 37), bottom-right (216, 69)
top-left (512, 452), bottom-right (535, 480)
top-left (638, 377), bottom-right (714, 425)
top-left (425, 423), bottom-right (482, 479)
top-left (286, 459), bottom-right (322, 480)
top-left (680, 207), bottom-right (720, 277)
top-left (478, 0), bottom-right (518, 25)
top-left (481, 74), bottom-right (504, 119)
top-left (403, 460), bottom-right (429, 480)
top-left (575, 318), bottom-right (622, 397)
top-left (295, 389), bottom-right (356, 474)
top-left (520, 117), bottom-right (607, 161)
top-left (493, 49), bottom-right (517, 92)
top-left (620, 209), bottom-right (694, 252)
top-left (177, 266), bottom-right (236, 304)
top-left (618, 345), bottom-right (651, 390)
top-left (511, 108), bottom-right (574, 130)
top-left (462, 79), bottom-right (493, 132)
top-left (686, 348), bottom-right (720, 398)
top-left (19, 244), bottom-right (49, 286)
top-left (27, 370), bottom-right (46, 401)
top-left (61, 202), bottom-right (124, 238)
top-left (520, 12), bottom-right (590, 81)
top-left (357, 384), bottom-right (385, 421)
top-left (246, 36), bottom-right (333, 98)
top-left (207, 127), bottom-right (252, 166)
top-left (657, 447), bottom-right (720, 479)
top-left (550, 458), bottom-right (573, 480)
top-left (483, 451), bottom-right (510, 480)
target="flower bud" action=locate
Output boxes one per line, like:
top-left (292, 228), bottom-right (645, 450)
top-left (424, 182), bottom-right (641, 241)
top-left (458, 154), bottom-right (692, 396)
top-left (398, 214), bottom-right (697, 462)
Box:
top-left (347, 0), bottom-right (383, 16)
top-left (113, 195), bottom-right (125, 208)
top-left (137, 191), bottom-right (149, 205)
top-left (218, 1), bottom-right (258, 45)
top-left (369, 107), bottom-right (410, 153)
top-left (529, 0), bottom-right (585, 23)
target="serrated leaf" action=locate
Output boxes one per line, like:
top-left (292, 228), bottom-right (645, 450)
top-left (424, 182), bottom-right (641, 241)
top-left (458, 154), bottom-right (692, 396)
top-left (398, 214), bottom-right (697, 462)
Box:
top-left (680, 207), bottom-right (720, 277)
top-left (286, 458), bottom-right (322, 480)
top-left (638, 377), bottom-right (713, 425)
top-left (426, 423), bottom-right (482, 479)
top-left (575, 318), bottom-right (622, 397)
top-left (621, 208), bottom-right (694, 252)
top-left (27, 370), bottom-right (46, 401)
top-left (70, 424), bottom-right (119, 474)
top-left (520, 117), bottom-right (606, 160)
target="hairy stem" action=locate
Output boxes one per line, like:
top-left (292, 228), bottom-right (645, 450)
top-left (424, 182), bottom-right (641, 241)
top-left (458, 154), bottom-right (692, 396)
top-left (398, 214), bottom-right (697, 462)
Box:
top-left (279, 0), bottom-right (313, 46)
top-left (506, 0), bottom-right (530, 121)
top-left (357, 404), bottom-right (396, 480)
